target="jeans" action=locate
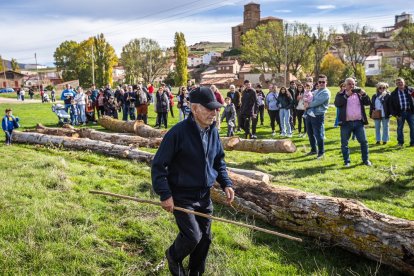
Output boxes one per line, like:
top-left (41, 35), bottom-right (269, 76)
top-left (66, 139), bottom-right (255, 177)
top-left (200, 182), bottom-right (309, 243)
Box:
top-left (258, 105), bottom-right (265, 124)
top-left (156, 112), bottom-right (168, 128)
top-left (334, 108), bottom-right (340, 127)
top-left (374, 118), bottom-right (390, 142)
top-left (4, 130), bottom-right (12, 144)
top-left (123, 104), bottom-right (136, 121)
top-left (340, 120), bottom-right (369, 164)
top-left (77, 104), bottom-right (86, 123)
top-left (306, 114), bottom-right (325, 155)
top-left (280, 108), bottom-right (291, 135)
top-left (64, 104), bottom-right (71, 123)
top-left (290, 108), bottom-right (296, 130)
top-left (70, 104), bottom-right (78, 125)
top-left (396, 111), bottom-right (414, 145)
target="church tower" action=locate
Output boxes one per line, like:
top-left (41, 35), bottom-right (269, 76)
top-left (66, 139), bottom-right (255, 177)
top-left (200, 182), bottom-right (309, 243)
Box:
top-left (243, 3), bottom-right (260, 31)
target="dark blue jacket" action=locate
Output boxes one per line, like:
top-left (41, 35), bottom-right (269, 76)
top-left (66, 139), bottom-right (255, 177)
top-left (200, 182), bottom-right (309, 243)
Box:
top-left (151, 114), bottom-right (232, 201)
top-left (2, 115), bottom-right (19, 132)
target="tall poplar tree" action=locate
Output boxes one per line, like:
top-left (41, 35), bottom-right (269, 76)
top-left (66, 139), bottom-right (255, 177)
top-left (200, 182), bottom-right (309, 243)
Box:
top-left (174, 32), bottom-right (188, 86)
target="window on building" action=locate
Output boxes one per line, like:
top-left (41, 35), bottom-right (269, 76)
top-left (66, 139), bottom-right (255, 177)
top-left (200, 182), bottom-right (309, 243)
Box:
top-left (368, 64), bottom-right (375, 68)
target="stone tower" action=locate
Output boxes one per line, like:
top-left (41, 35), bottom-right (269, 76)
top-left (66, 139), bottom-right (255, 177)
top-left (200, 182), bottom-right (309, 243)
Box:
top-left (243, 3), bottom-right (260, 31)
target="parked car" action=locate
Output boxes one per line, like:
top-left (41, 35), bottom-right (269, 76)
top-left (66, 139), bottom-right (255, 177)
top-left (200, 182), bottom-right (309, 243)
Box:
top-left (0, 88), bottom-right (15, 93)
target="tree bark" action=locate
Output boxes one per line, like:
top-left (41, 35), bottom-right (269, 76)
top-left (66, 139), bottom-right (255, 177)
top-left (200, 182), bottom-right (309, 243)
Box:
top-left (99, 117), bottom-right (296, 153)
top-left (221, 136), bottom-right (296, 153)
top-left (211, 172), bottom-right (414, 275)
top-left (13, 131), bottom-right (153, 163)
top-left (98, 116), bottom-right (166, 138)
top-left (32, 124), bottom-right (162, 148)
top-left (227, 167), bottom-right (273, 184)
top-left (13, 131), bottom-right (414, 274)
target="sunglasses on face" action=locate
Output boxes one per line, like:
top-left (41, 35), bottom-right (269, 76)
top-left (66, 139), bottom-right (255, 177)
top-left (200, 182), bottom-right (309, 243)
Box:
top-left (379, 87), bottom-right (385, 89)
top-left (318, 81), bottom-right (326, 84)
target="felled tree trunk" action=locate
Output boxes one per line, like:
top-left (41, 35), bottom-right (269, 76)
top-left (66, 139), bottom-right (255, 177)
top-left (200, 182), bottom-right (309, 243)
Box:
top-left (211, 172), bottom-right (414, 275)
top-left (13, 131), bottom-right (153, 163)
top-left (99, 116), bottom-right (296, 153)
top-left (227, 167), bottom-right (273, 184)
top-left (98, 116), bottom-right (166, 138)
top-left (13, 131), bottom-right (414, 274)
top-left (31, 124), bottom-right (80, 137)
top-left (221, 136), bottom-right (296, 153)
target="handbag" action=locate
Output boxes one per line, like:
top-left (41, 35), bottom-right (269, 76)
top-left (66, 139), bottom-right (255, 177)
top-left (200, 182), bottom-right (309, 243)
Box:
top-left (371, 110), bottom-right (382, 120)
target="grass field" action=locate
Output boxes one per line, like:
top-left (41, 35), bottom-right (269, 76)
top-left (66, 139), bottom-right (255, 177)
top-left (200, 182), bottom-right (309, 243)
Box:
top-left (0, 87), bottom-right (412, 275)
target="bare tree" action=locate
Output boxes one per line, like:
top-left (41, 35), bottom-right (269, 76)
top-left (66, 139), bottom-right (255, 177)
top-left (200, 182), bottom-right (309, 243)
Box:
top-left (313, 25), bottom-right (335, 78)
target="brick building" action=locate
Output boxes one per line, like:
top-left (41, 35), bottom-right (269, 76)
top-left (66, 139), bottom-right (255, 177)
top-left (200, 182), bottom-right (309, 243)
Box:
top-left (231, 3), bottom-right (283, 48)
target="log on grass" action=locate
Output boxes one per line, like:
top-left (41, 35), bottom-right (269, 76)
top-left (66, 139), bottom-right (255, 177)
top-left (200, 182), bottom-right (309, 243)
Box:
top-left (33, 124), bottom-right (80, 137)
top-left (12, 131), bottom-right (153, 163)
top-left (227, 167), bottom-right (273, 184)
top-left (211, 172), bottom-right (414, 275)
top-left (221, 136), bottom-right (296, 153)
top-left (98, 116), bottom-right (166, 138)
top-left (13, 131), bottom-right (413, 274)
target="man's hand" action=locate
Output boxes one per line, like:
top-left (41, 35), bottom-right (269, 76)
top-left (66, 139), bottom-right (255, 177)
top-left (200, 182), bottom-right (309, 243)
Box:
top-left (345, 89), bottom-right (353, 97)
top-left (161, 197), bottom-right (174, 212)
top-left (224, 187), bottom-right (235, 205)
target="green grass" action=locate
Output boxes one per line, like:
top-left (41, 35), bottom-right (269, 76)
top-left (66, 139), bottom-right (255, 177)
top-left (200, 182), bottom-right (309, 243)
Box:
top-left (0, 87), bottom-right (412, 275)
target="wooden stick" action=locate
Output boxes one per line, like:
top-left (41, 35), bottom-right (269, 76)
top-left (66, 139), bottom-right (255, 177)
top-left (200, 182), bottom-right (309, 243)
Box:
top-left (89, 190), bottom-right (303, 242)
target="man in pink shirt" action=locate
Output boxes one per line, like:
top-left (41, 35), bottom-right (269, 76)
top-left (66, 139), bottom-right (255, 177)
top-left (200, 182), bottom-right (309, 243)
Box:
top-left (334, 77), bottom-right (372, 167)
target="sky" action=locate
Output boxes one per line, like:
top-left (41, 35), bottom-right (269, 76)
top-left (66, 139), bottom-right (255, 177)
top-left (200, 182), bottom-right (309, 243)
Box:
top-left (0, 0), bottom-right (413, 65)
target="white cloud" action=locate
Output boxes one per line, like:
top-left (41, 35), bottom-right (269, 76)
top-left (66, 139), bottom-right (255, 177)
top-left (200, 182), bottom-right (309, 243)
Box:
top-left (316, 5), bottom-right (336, 10)
top-left (274, 9), bottom-right (292, 13)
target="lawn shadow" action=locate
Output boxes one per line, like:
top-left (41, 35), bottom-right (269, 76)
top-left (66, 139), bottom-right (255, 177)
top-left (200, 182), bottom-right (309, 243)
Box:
top-left (331, 167), bottom-right (414, 201)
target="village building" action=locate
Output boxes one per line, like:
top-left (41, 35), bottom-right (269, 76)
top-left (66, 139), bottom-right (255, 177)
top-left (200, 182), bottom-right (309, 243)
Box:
top-left (216, 60), bottom-right (241, 74)
top-left (0, 70), bottom-right (26, 89)
top-left (231, 3), bottom-right (283, 48)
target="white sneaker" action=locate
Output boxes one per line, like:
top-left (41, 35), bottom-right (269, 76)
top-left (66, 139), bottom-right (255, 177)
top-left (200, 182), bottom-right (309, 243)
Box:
top-left (308, 110), bottom-right (315, 117)
top-left (271, 131), bottom-right (276, 137)
top-left (287, 134), bottom-right (292, 138)
top-left (280, 133), bottom-right (286, 137)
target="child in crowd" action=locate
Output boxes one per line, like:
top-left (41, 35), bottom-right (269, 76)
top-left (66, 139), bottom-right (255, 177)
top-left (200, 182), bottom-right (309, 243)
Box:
top-left (303, 83), bottom-right (315, 118)
top-left (2, 108), bottom-right (20, 145)
top-left (104, 96), bottom-right (119, 119)
top-left (221, 97), bottom-right (237, 137)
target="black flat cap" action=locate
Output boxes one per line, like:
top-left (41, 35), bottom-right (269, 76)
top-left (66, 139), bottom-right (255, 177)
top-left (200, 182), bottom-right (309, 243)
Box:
top-left (189, 86), bottom-right (222, 110)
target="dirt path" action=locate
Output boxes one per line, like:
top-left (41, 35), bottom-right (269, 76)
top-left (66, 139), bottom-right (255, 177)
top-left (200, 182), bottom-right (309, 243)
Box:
top-left (0, 97), bottom-right (61, 104)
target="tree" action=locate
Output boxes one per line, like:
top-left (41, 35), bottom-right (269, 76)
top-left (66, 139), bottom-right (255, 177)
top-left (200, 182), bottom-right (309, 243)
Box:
top-left (121, 39), bottom-right (142, 84)
top-left (313, 25), bottom-right (334, 77)
top-left (54, 40), bottom-right (80, 82)
top-left (174, 32), bottom-right (188, 86)
top-left (320, 53), bottom-right (345, 86)
top-left (335, 24), bottom-right (375, 76)
top-left (241, 22), bottom-right (285, 73)
top-left (11, 58), bottom-right (20, 71)
top-left (285, 22), bottom-right (314, 76)
top-left (355, 63), bottom-right (366, 87)
top-left (77, 38), bottom-right (96, 87)
top-left (394, 23), bottom-right (414, 84)
top-left (0, 55), bottom-right (4, 72)
top-left (94, 34), bottom-right (118, 87)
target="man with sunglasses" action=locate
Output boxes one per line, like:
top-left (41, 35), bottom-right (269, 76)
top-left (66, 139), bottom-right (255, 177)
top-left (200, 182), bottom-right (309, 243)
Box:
top-left (305, 74), bottom-right (331, 159)
top-left (388, 77), bottom-right (414, 147)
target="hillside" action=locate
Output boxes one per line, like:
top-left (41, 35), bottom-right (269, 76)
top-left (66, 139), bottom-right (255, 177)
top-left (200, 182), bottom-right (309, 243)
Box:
top-left (188, 41), bottom-right (231, 54)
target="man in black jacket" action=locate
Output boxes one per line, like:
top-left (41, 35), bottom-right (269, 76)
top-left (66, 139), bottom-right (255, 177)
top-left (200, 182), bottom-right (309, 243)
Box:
top-left (288, 81), bottom-right (297, 130)
top-left (334, 77), bottom-right (372, 167)
top-left (388, 77), bottom-right (414, 147)
top-left (152, 86), bottom-right (234, 276)
top-left (240, 80), bottom-right (258, 139)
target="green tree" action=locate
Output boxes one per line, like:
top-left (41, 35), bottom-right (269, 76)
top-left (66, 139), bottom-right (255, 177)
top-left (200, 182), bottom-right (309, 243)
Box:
top-left (0, 55), bottom-right (4, 72)
top-left (121, 39), bottom-right (142, 84)
top-left (313, 25), bottom-right (334, 77)
top-left (174, 32), bottom-right (188, 86)
top-left (355, 63), bottom-right (366, 87)
top-left (320, 53), bottom-right (345, 86)
top-left (286, 22), bottom-right (314, 76)
top-left (139, 38), bottom-right (167, 83)
top-left (11, 58), bottom-right (20, 71)
top-left (77, 38), bottom-right (96, 87)
top-left (54, 40), bottom-right (80, 82)
top-left (241, 22), bottom-right (284, 72)
top-left (94, 33), bottom-right (118, 87)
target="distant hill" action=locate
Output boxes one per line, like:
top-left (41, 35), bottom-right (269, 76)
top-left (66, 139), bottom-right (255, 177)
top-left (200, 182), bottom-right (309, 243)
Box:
top-left (188, 41), bottom-right (231, 54)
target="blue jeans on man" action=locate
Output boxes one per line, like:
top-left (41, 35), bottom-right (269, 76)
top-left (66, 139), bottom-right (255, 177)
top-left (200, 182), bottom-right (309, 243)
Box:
top-left (340, 120), bottom-right (369, 165)
top-left (396, 111), bottom-right (414, 146)
top-left (306, 115), bottom-right (325, 156)
top-left (64, 104), bottom-right (71, 123)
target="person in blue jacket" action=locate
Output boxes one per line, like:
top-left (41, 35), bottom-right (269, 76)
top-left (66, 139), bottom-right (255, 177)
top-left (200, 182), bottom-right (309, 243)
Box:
top-left (2, 108), bottom-right (19, 145)
top-left (152, 86), bottom-right (235, 276)
top-left (60, 84), bottom-right (76, 123)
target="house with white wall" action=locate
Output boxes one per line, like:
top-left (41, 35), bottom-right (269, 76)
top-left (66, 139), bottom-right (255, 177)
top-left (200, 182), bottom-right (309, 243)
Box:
top-left (202, 52), bottom-right (222, 65)
top-left (364, 55), bottom-right (382, 76)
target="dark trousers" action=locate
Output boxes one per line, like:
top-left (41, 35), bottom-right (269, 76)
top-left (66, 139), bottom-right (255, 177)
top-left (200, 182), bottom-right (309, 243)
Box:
top-left (258, 105), bottom-right (265, 124)
top-left (169, 196), bottom-right (213, 275)
top-left (290, 108), bottom-right (296, 130)
top-left (156, 112), bottom-right (168, 128)
top-left (236, 108), bottom-right (242, 131)
top-left (296, 109), bottom-right (306, 133)
top-left (170, 106), bottom-right (174, 118)
top-left (123, 104), bottom-right (135, 121)
top-left (241, 115), bottom-right (252, 138)
top-left (252, 116), bottom-right (258, 135)
top-left (4, 130), bottom-right (12, 144)
top-left (268, 110), bottom-right (280, 133)
top-left (396, 111), bottom-right (414, 145)
top-left (306, 115), bottom-right (325, 155)
top-left (340, 120), bottom-right (369, 164)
